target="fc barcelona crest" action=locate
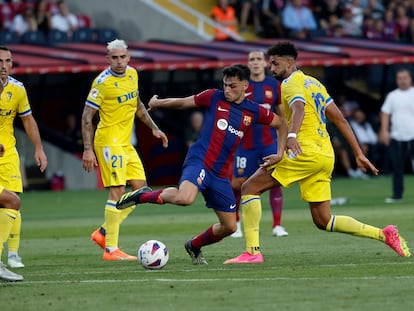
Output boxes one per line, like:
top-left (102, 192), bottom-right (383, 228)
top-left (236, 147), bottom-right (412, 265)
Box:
top-left (265, 90), bottom-right (273, 99)
top-left (243, 115), bottom-right (252, 126)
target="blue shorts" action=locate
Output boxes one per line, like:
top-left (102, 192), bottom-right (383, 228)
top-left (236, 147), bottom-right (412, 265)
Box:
top-left (233, 144), bottom-right (276, 178)
top-left (180, 156), bottom-right (236, 212)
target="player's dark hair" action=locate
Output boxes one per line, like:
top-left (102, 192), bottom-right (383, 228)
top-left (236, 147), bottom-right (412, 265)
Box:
top-left (222, 64), bottom-right (250, 81)
top-left (267, 42), bottom-right (298, 60)
top-left (0, 46), bottom-right (10, 52)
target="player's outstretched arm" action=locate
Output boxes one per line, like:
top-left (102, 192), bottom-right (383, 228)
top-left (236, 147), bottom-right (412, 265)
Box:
top-left (148, 94), bottom-right (196, 111)
top-left (326, 102), bottom-right (379, 176)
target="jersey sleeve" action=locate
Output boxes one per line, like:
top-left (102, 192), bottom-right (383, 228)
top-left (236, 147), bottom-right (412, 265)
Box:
top-left (17, 86), bottom-right (31, 117)
top-left (257, 105), bottom-right (274, 125)
top-left (194, 89), bottom-right (216, 107)
top-left (85, 80), bottom-right (105, 110)
top-left (283, 79), bottom-right (305, 107)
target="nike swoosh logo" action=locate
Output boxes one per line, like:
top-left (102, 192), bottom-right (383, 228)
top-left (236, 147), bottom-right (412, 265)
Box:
top-left (230, 204), bottom-right (236, 209)
top-left (244, 92), bottom-right (252, 97)
top-left (218, 106), bottom-right (229, 112)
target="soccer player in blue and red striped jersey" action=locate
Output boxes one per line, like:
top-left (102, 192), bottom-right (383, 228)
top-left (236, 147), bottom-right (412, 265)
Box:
top-left (231, 50), bottom-right (288, 239)
top-left (116, 64), bottom-right (288, 265)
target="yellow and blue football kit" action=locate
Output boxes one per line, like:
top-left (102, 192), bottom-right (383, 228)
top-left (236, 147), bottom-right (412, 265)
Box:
top-left (0, 77), bottom-right (30, 258)
top-left (86, 66), bottom-right (146, 187)
top-left (240, 71), bottom-right (393, 257)
top-left (271, 70), bottom-right (334, 202)
top-left (86, 66), bottom-right (146, 251)
top-left (0, 77), bottom-right (31, 193)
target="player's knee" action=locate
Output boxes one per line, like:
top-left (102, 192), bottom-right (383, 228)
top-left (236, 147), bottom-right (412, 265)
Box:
top-left (240, 181), bottom-right (252, 195)
top-left (314, 221), bottom-right (327, 231)
top-left (224, 223), bottom-right (237, 236)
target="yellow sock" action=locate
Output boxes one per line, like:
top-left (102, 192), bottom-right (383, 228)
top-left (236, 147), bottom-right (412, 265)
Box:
top-left (7, 210), bottom-right (21, 253)
top-left (104, 201), bottom-right (121, 249)
top-left (119, 205), bottom-right (136, 225)
top-left (0, 209), bottom-right (18, 256)
top-left (326, 215), bottom-right (384, 242)
top-left (100, 203), bottom-right (135, 230)
top-left (241, 195), bottom-right (262, 255)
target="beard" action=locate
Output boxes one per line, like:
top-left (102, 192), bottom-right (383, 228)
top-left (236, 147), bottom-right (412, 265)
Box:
top-left (272, 69), bottom-right (287, 82)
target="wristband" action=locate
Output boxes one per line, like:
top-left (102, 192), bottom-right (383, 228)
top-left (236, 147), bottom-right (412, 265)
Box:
top-left (287, 133), bottom-right (297, 139)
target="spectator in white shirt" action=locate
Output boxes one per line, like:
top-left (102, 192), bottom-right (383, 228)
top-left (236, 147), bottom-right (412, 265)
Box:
top-left (50, 0), bottom-right (78, 36)
top-left (379, 68), bottom-right (414, 203)
top-left (11, 6), bottom-right (37, 36)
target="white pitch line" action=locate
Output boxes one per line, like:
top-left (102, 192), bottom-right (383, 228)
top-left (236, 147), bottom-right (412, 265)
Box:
top-left (2, 275), bottom-right (414, 286)
top-left (24, 260), bottom-right (414, 277)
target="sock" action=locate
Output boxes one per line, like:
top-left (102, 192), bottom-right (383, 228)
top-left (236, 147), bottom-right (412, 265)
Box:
top-left (326, 215), bottom-right (384, 241)
top-left (0, 209), bottom-right (18, 256)
top-left (101, 202), bottom-right (137, 230)
top-left (242, 195), bottom-right (262, 254)
top-left (119, 205), bottom-right (136, 225)
top-left (104, 200), bottom-right (121, 250)
top-left (7, 210), bottom-right (21, 254)
top-left (140, 189), bottom-right (164, 204)
top-left (233, 188), bottom-right (241, 222)
top-left (191, 225), bottom-right (221, 249)
top-left (269, 186), bottom-right (283, 228)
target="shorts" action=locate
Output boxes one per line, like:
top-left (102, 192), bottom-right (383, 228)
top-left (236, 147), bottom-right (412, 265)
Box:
top-left (233, 144), bottom-right (276, 178)
top-left (271, 144), bottom-right (334, 202)
top-left (95, 144), bottom-right (146, 187)
top-left (0, 148), bottom-right (22, 193)
top-left (180, 156), bottom-right (236, 212)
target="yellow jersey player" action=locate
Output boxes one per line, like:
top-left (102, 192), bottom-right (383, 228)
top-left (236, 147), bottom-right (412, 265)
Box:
top-left (0, 143), bottom-right (23, 282)
top-left (82, 39), bottom-right (168, 261)
top-left (0, 46), bottom-right (48, 269)
top-left (224, 41), bottom-right (410, 264)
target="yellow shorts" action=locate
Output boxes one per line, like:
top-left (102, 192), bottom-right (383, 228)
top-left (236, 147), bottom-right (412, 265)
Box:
top-left (95, 144), bottom-right (146, 187)
top-left (0, 148), bottom-right (22, 193)
top-left (271, 145), bottom-right (334, 202)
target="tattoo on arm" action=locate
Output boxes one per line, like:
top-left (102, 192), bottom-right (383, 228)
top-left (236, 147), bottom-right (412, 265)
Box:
top-left (137, 99), bottom-right (159, 131)
top-left (81, 106), bottom-right (96, 150)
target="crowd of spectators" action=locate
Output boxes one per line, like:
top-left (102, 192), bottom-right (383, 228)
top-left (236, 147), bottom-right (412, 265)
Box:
top-left (228, 0), bottom-right (414, 42)
top-left (0, 0), bottom-right (112, 44)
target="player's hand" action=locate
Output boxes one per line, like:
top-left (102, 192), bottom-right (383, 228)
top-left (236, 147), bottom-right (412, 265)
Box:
top-left (355, 154), bottom-right (379, 176)
top-left (286, 137), bottom-right (302, 158)
top-left (35, 148), bottom-right (48, 172)
top-left (152, 128), bottom-right (168, 148)
top-left (261, 154), bottom-right (283, 168)
top-left (0, 143), bottom-right (4, 157)
top-left (147, 95), bottom-right (159, 112)
top-left (82, 149), bottom-right (98, 173)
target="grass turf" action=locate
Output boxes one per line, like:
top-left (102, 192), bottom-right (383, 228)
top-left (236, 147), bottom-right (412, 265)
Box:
top-left (1, 175), bottom-right (413, 311)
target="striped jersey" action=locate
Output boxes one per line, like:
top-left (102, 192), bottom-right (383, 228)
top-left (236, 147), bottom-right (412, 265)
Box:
top-left (240, 75), bottom-right (279, 149)
top-left (190, 89), bottom-right (274, 178)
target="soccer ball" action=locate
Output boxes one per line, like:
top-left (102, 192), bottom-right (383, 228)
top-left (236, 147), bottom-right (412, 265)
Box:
top-left (138, 240), bottom-right (169, 270)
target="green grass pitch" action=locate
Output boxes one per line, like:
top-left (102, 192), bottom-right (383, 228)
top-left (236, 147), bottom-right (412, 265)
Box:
top-left (1, 175), bottom-right (414, 311)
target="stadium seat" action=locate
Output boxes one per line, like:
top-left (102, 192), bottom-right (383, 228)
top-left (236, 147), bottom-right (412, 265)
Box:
top-left (48, 29), bottom-right (69, 44)
top-left (0, 30), bottom-right (19, 45)
top-left (72, 28), bottom-right (95, 43)
top-left (21, 31), bottom-right (47, 45)
top-left (95, 28), bottom-right (119, 43)
top-left (77, 14), bottom-right (92, 28)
